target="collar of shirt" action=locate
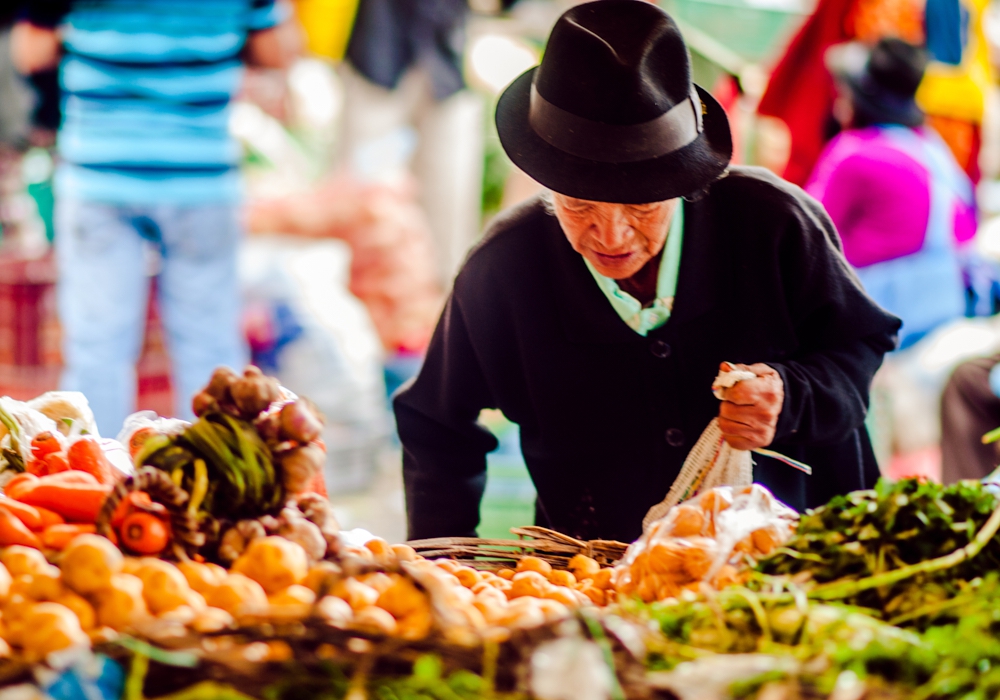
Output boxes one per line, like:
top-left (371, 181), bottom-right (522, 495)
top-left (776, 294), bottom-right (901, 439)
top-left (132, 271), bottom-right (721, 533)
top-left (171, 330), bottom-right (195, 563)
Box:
top-left (583, 200), bottom-right (685, 337)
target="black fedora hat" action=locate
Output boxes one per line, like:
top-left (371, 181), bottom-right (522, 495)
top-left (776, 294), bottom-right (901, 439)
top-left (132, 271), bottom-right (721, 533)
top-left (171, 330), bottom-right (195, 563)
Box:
top-left (496, 0), bottom-right (732, 204)
top-left (838, 38), bottom-right (928, 128)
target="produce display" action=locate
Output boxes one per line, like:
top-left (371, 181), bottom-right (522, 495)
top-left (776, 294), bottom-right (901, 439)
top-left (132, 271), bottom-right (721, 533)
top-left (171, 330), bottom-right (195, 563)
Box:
top-left (0, 369), bottom-right (999, 700)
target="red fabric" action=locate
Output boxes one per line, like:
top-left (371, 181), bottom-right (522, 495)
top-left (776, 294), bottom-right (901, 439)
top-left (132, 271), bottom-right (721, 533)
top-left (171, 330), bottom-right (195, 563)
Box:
top-left (758, 0), bottom-right (855, 185)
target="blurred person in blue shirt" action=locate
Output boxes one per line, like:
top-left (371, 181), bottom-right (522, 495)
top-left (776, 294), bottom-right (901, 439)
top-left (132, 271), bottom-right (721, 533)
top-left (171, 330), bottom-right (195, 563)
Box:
top-left (11, 0), bottom-right (296, 434)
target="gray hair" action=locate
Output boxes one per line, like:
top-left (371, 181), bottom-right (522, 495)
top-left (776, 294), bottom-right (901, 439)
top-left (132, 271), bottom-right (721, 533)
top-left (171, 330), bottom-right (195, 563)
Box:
top-left (539, 189), bottom-right (556, 215)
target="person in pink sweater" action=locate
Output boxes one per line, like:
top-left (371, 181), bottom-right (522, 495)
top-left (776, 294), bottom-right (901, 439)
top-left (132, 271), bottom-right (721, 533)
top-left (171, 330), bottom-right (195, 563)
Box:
top-left (806, 38), bottom-right (976, 349)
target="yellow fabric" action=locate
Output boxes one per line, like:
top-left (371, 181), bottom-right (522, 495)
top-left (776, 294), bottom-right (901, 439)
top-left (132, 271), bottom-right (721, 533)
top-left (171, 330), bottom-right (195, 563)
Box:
top-left (916, 0), bottom-right (993, 124)
top-left (293, 0), bottom-right (359, 61)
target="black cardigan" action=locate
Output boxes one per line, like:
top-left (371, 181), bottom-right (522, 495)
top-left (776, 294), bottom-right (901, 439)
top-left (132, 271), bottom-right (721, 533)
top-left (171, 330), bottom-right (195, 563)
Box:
top-left (395, 166), bottom-right (901, 543)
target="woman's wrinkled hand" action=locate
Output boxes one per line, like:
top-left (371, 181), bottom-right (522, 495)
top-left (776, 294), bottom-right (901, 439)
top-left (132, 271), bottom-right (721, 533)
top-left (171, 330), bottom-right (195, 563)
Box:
top-left (717, 362), bottom-right (784, 450)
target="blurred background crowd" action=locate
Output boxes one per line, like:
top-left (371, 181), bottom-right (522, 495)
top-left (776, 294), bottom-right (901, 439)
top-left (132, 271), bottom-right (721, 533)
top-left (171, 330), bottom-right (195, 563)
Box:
top-left (2, 0), bottom-right (1000, 540)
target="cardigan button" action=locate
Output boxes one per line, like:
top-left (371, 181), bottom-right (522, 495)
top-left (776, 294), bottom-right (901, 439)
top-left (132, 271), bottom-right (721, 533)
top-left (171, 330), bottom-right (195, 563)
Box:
top-left (650, 340), bottom-right (672, 358)
top-left (664, 428), bottom-right (685, 447)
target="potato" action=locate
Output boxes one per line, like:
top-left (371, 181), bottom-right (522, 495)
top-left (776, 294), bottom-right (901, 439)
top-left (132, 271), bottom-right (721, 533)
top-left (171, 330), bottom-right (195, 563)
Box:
top-left (21, 602), bottom-right (89, 663)
top-left (191, 607), bottom-right (234, 634)
top-left (177, 560), bottom-right (226, 596)
top-left (205, 573), bottom-right (268, 617)
top-left (669, 505), bottom-right (706, 537)
top-left (576, 581), bottom-right (606, 606)
top-left (232, 537), bottom-right (308, 595)
top-left (548, 569), bottom-right (576, 587)
top-left (55, 590), bottom-right (96, 631)
top-left (390, 544), bottom-right (420, 562)
top-left (508, 571), bottom-right (548, 599)
top-left (654, 576), bottom-right (682, 601)
top-left (26, 565), bottom-right (63, 601)
top-left (516, 556), bottom-right (552, 577)
top-left (95, 574), bottom-right (148, 630)
top-left (269, 584), bottom-right (316, 607)
top-left (681, 537), bottom-right (719, 581)
top-left (567, 555), bottom-right (601, 580)
top-left (360, 572), bottom-right (393, 595)
top-left (453, 567), bottom-right (482, 588)
top-left (61, 535), bottom-right (124, 596)
top-left (497, 598), bottom-right (545, 629)
top-left (647, 541), bottom-right (687, 576)
top-left (396, 606), bottom-right (433, 640)
top-left (302, 561), bottom-right (341, 595)
top-left (353, 605), bottom-right (397, 635)
top-left (363, 538), bottom-right (391, 558)
top-left (376, 576), bottom-right (427, 619)
top-left (536, 599), bottom-right (571, 622)
top-left (542, 586), bottom-right (580, 608)
top-left (332, 578), bottom-right (380, 611)
top-left (432, 559), bottom-right (461, 573)
top-left (752, 527), bottom-right (782, 555)
top-left (134, 560), bottom-right (191, 614)
top-left (2, 546), bottom-right (50, 578)
top-left (699, 488), bottom-right (733, 514)
top-left (315, 596), bottom-right (352, 627)
top-left (591, 567), bottom-right (614, 590)
top-left (711, 564), bottom-right (740, 589)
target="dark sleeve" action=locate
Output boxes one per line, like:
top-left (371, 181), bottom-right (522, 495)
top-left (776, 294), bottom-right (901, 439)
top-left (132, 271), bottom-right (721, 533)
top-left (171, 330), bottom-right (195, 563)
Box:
top-left (768, 188), bottom-right (900, 446)
top-left (20, 0), bottom-right (71, 27)
top-left (393, 291), bottom-right (499, 540)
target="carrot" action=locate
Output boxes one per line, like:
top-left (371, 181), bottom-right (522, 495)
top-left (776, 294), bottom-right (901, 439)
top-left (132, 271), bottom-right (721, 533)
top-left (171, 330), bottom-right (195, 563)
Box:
top-left (38, 471), bottom-right (98, 486)
top-left (16, 483), bottom-right (112, 523)
top-left (0, 497), bottom-right (41, 530)
top-left (120, 512), bottom-right (169, 555)
top-left (4, 473), bottom-right (38, 500)
top-left (0, 508), bottom-right (41, 548)
top-left (42, 453), bottom-right (71, 475)
top-left (111, 491), bottom-right (152, 529)
top-left (67, 438), bottom-right (114, 484)
top-left (128, 427), bottom-right (157, 460)
top-left (41, 524), bottom-right (96, 550)
top-left (30, 432), bottom-right (62, 461)
top-left (34, 507), bottom-right (65, 530)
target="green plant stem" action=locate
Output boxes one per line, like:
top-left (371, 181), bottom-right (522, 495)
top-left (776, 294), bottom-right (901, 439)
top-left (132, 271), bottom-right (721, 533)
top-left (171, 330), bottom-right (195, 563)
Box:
top-left (808, 498), bottom-right (1000, 601)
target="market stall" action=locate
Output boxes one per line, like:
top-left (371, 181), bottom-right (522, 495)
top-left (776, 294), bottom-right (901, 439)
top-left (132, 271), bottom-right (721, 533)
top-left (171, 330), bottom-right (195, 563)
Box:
top-left (0, 367), bottom-right (997, 700)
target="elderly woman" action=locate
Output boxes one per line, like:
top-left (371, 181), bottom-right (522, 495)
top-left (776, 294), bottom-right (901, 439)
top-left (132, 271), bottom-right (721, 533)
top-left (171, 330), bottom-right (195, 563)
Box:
top-left (395, 0), bottom-right (900, 543)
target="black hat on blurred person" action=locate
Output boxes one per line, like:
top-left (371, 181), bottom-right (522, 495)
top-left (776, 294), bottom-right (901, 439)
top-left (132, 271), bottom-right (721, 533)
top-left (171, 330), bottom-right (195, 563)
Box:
top-left (495, 0), bottom-right (732, 204)
top-left (830, 38), bottom-right (928, 128)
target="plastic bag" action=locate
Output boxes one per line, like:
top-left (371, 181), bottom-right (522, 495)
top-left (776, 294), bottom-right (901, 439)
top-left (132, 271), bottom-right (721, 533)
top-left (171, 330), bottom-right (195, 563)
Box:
top-left (26, 391), bottom-right (99, 438)
top-left (241, 237), bottom-right (391, 493)
top-left (614, 484), bottom-right (798, 602)
top-left (116, 410), bottom-right (191, 454)
top-left (0, 396), bottom-right (62, 471)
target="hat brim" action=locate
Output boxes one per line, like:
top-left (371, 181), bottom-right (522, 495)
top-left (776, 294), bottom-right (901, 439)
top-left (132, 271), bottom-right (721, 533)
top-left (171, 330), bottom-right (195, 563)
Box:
top-left (496, 68), bottom-right (733, 203)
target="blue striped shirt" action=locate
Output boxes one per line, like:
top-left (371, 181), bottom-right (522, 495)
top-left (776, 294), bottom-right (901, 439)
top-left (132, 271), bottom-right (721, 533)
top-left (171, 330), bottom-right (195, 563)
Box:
top-left (30, 0), bottom-right (284, 205)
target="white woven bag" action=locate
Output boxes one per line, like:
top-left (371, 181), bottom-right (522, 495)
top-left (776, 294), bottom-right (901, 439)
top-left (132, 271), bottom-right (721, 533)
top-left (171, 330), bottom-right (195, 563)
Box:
top-left (642, 367), bottom-right (757, 529)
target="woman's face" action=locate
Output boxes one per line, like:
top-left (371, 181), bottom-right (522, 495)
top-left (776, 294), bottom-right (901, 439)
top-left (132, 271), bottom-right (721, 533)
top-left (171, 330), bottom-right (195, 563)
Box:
top-left (551, 193), bottom-right (678, 279)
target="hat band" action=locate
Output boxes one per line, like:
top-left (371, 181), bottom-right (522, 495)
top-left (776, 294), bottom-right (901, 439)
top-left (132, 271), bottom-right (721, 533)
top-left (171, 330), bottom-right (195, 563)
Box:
top-left (529, 84), bottom-right (703, 163)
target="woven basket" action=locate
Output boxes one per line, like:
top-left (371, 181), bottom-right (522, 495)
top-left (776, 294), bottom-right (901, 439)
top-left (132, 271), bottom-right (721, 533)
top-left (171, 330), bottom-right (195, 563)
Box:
top-left (407, 526), bottom-right (628, 571)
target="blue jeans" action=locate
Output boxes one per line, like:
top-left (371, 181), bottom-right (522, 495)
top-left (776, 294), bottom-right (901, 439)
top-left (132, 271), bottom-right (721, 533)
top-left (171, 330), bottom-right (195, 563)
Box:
top-left (56, 199), bottom-right (247, 436)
